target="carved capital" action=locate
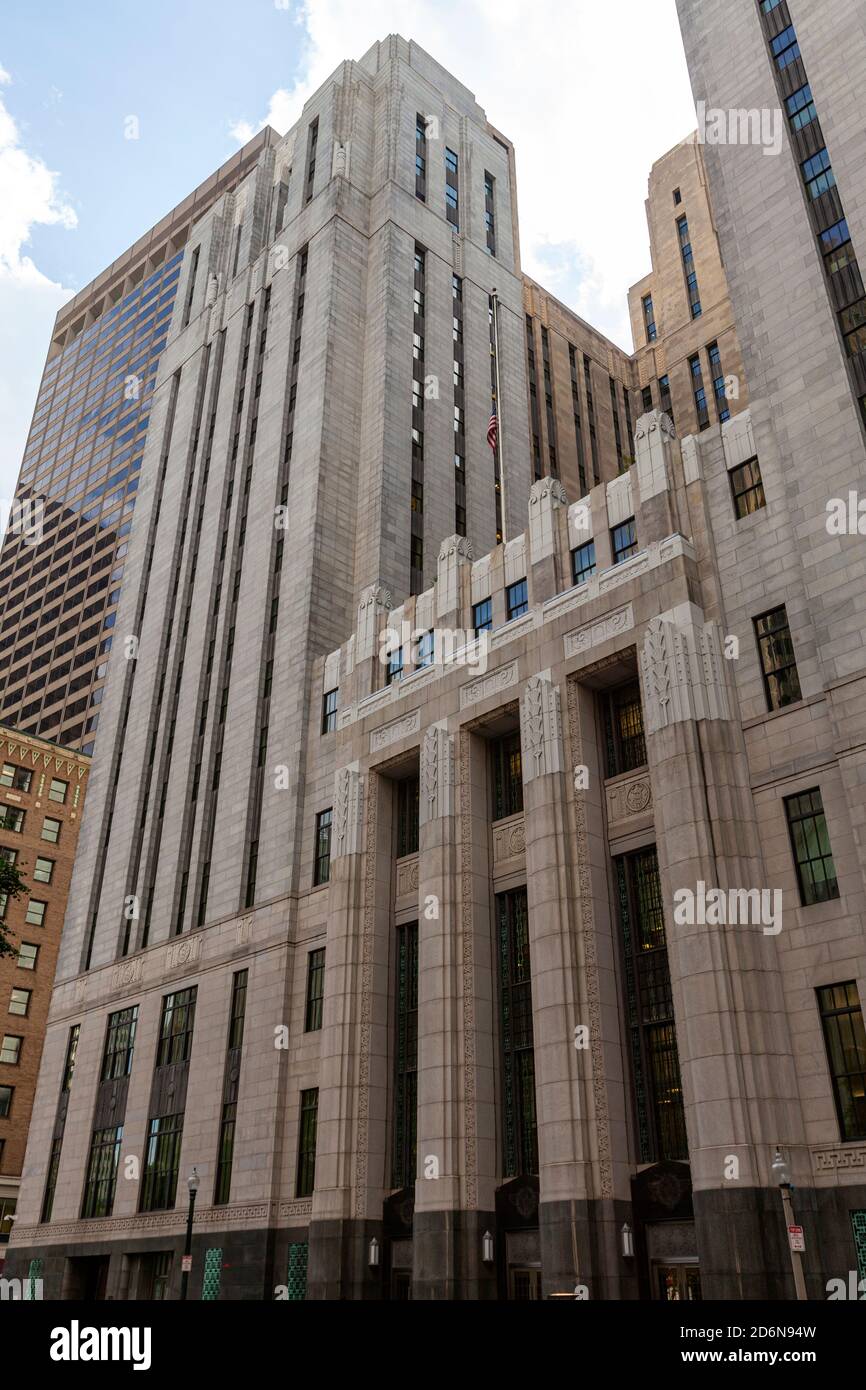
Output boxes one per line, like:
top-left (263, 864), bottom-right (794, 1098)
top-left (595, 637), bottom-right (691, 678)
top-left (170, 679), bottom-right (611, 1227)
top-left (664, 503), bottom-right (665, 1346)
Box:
top-left (520, 673), bottom-right (563, 782)
top-left (332, 762), bottom-right (364, 859)
top-left (639, 606), bottom-right (733, 735)
top-left (420, 722), bottom-right (455, 823)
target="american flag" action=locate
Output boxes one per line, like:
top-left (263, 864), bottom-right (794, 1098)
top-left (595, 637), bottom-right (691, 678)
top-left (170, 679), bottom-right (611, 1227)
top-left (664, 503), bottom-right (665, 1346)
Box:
top-left (487, 407), bottom-right (498, 452)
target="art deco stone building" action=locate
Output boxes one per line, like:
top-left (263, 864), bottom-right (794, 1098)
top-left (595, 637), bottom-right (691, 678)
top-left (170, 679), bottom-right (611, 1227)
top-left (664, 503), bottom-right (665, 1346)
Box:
top-left (5, 12), bottom-right (866, 1300)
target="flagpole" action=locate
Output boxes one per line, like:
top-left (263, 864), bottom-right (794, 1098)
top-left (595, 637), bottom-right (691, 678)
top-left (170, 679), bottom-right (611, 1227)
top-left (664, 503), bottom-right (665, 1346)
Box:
top-left (491, 287), bottom-right (508, 544)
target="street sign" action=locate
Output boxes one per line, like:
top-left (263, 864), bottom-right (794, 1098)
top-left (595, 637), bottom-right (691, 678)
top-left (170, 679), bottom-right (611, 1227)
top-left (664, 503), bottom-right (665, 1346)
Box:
top-left (181, 1254), bottom-right (192, 1273)
top-left (788, 1225), bottom-right (805, 1252)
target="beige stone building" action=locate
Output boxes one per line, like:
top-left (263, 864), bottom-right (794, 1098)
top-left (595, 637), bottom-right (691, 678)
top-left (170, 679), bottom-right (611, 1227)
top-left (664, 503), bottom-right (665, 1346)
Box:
top-left (5, 8), bottom-right (866, 1300)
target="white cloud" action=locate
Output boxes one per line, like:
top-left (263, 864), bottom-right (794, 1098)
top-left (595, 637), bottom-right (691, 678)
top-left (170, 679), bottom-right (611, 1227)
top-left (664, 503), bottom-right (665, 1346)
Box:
top-left (231, 0), bottom-right (696, 350)
top-left (0, 63), bottom-right (76, 508)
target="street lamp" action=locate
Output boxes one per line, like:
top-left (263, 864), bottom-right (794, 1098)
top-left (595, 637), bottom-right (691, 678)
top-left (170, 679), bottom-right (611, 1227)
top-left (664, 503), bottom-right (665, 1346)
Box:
top-left (771, 1147), bottom-right (807, 1301)
top-left (179, 1168), bottom-right (200, 1302)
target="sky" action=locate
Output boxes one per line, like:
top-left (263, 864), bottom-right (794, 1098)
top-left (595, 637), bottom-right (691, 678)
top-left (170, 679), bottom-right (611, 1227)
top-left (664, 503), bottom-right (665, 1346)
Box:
top-left (0, 0), bottom-right (696, 508)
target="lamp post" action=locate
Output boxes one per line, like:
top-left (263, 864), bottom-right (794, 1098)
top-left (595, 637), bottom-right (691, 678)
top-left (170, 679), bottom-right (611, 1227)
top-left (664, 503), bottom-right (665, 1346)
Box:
top-left (771, 1147), bottom-right (807, 1301)
top-left (179, 1168), bottom-right (200, 1302)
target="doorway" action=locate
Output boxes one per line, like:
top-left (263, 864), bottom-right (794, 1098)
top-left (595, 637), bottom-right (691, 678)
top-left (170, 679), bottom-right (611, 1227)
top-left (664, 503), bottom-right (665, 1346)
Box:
top-left (508, 1265), bottom-right (542, 1300)
top-left (654, 1261), bottom-right (702, 1301)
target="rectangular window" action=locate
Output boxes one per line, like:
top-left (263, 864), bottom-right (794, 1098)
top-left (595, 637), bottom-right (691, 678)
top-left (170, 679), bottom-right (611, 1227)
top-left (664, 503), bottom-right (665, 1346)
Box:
top-left (48, 778), bottom-right (68, 804)
top-left (0, 763), bottom-right (32, 792)
top-left (314, 808), bottom-right (332, 886)
top-left (17, 942), bottom-right (38, 970)
top-left (754, 606), bottom-right (802, 710)
top-left (445, 147), bottom-right (459, 230)
top-left (659, 374), bottom-right (673, 426)
top-left (678, 217), bottom-right (702, 318)
top-left (802, 148), bottom-right (836, 201)
top-left (473, 597), bottom-right (493, 635)
top-left (817, 982), bottom-right (866, 1141)
top-left (321, 688), bottom-right (338, 734)
top-left (571, 539), bottom-right (596, 586)
top-left (484, 171), bottom-right (496, 255)
top-left (611, 518), bottom-right (638, 564)
top-left (392, 921), bottom-right (419, 1189)
top-left (8, 988), bottom-right (30, 1017)
top-left (785, 788), bottom-right (840, 906)
top-left (33, 856), bottom-right (54, 884)
top-left (227, 968), bottom-right (247, 1051)
top-left (0, 807), bottom-right (24, 834)
top-left (41, 817), bottom-right (61, 843)
top-left (641, 385), bottom-right (654, 412)
top-left (156, 988), bottom-right (197, 1068)
top-left (604, 682), bottom-right (647, 776)
top-left (689, 353), bottom-right (709, 429)
top-left (0, 1085), bottom-right (12, 1117)
top-left (305, 948), bottom-right (325, 1032)
top-left (102, 1005), bottom-right (138, 1081)
top-left (62, 1023), bottom-right (80, 1092)
top-left (41, 1135), bottom-right (63, 1223)
top-left (25, 899), bottom-right (46, 927)
top-left (296, 1088), bottom-right (319, 1197)
top-left (385, 645), bottom-right (404, 686)
top-left (214, 1102), bottom-right (236, 1206)
top-left (416, 629), bottom-right (434, 669)
top-left (772, 25), bottom-right (800, 72)
top-left (506, 578), bottom-right (528, 621)
top-left (642, 294), bottom-right (657, 343)
top-left (0, 1035), bottom-right (21, 1064)
top-left (140, 1113), bottom-right (184, 1211)
top-left (786, 83), bottom-right (817, 131)
top-left (497, 888), bottom-right (537, 1176)
top-left (616, 847), bottom-right (686, 1162)
top-left (304, 117), bottom-right (318, 204)
top-left (396, 776), bottom-right (420, 858)
top-left (708, 341), bottom-right (730, 422)
top-left (820, 218), bottom-right (853, 277)
top-left (840, 298), bottom-right (866, 357)
top-left (730, 457), bottom-right (766, 518)
top-left (82, 1126), bottom-right (123, 1218)
top-left (415, 114), bottom-right (427, 201)
top-left (491, 732), bottom-right (523, 821)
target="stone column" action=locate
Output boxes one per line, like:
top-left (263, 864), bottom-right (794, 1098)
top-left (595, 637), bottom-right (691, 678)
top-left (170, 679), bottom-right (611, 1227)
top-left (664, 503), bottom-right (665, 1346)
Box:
top-left (519, 672), bottom-right (596, 1296)
top-left (307, 765), bottom-right (389, 1299)
top-left (527, 476), bottom-right (569, 604)
top-left (639, 604), bottom-right (813, 1299)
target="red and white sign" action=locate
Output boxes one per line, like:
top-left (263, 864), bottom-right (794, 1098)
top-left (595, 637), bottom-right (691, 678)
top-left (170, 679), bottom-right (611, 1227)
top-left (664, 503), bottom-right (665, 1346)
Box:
top-left (788, 1225), bottom-right (805, 1252)
top-left (181, 1254), bottom-right (193, 1273)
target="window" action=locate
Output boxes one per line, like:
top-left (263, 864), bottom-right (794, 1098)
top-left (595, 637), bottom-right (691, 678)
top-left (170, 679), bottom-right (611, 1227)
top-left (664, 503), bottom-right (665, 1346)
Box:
top-left (8, 988), bottom-right (30, 1017)
top-left (0, 1085), bottom-right (12, 1117)
top-left (771, 25), bottom-right (800, 72)
top-left (802, 148), bottom-right (835, 201)
top-left (445, 148), bottom-right (459, 229)
top-left (48, 778), bottom-right (68, 804)
top-left (0, 763), bottom-right (31, 792)
top-left (82, 1126), bottom-right (123, 1218)
top-left (678, 217), bottom-right (701, 318)
top-left (304, 117), bottom-right (318, 204)
top-left (473, 598), bottom-right (493, 635)
top-left (484, 171), bottom-right (496, 255)
top-left (642, 294), bottom-right (657, 343)
top-left (659, 374), bottom-right (673, 426)
top-left (102, 1005), bottom-right (138, 1080)
top-left (708, 341), bottom-right (730, 422)
top-left (214, 1102), bottom-right (236, 1206)
top-left (392, 922), bottom-right (419, 1189)
top-left (416, 630), bottom-right (434, 669)
top-left (689, 353), bottom-right (709, 429)
top-left (0, 1035), bottom-right (21, 1065)
top-left (17, 942), bottom-right (38, 970)
top-left (730, 457), bottom-right (766, 518)
top-left (673, 187), bottom-right (682, 205)
top-left (754, 606), bottom-right (802, 710)
top-left (785, 788), bottom-right (840, 905)
top-left (62, 1023), bottom-right (80, 1092)
top-left (611, 518), bottom-right (638, 564)
top-left (641, 385), bottom-right (654, 412)
top-left (820, 218), bottom-right (852, 274)
top-left (385, 644), bottom-right (404, 686)
top-left (786, 84), bottom-right (817, 131)
top-left (497, 888), bottom-right (537, 1176)
top-left (321, 688), bottom-right (338, 734)
top-left (156, 987), bottom-right (197, 1068)
top-left (616, 847), bottom-right (686, 1162)
top-left (32, 856), bottom-right (53, 884)
top-left (140, 1113), bottom-right (184, 1211)
top-left (25, 899), bottom-right (46, 927)
top-left (0, 807), bottom-right (24, 834)
top-left (313, 808), bottom-right (332, 886)
top-left (604, 682), bottom-right (647, 776)
top-left (296, 1088), bottom-right (319, 1197)
top-left (817, 982), bottom-right (866, 1141)
top-left (840, 299), bottom-right (866, 357)
top-left (761, 0), bottom-right (783, 10)
top-left (396, 777), bottom-right (420, 857)
top-left (415, 114), bottom-right (427, 200)
top-left (305, 948), bottom-right (325, 1032)
top-left (228, 969), bottom-right (247, 1051)
top-left (506, 579), bottom-right (528, 621)
top-left (571, 540), bottom-right (596, 586)
top-left (41, 817), bottom-right (61, 843)
top-left (491, 732), bottom-right (523, 820)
